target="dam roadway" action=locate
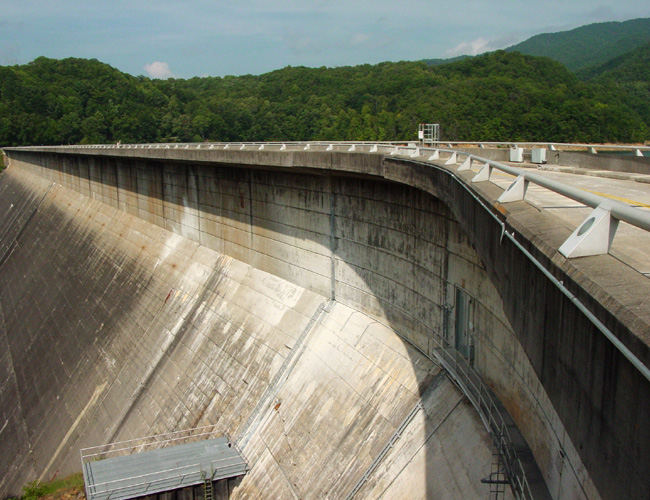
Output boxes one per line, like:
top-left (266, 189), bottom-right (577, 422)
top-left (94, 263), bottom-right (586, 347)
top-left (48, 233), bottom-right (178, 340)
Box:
top-left (0, 143), bottom-right (649, 500)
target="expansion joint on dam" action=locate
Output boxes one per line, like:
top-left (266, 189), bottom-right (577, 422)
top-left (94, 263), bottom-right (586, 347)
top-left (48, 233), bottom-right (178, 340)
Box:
top-left (329, 176), bottom-right (338, 303)
top-left (236, 299), bottom-right (332, 450)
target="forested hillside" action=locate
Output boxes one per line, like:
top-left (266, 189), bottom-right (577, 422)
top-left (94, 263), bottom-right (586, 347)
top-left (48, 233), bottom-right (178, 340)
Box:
top-left (0, 57), bottom-right (163, 146)
top-left (577, 42), bottom-right (650, 128)
top-left (506, 18), bottom-right (650, 71)
top-left (578, 42), bottom-right (650, 82)
top-left (1, 51), bottom-right (648, 147)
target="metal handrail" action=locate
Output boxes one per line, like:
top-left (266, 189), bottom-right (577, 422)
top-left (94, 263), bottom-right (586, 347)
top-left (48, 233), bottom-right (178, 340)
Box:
top-left (88, 457), bottom-right (245, 492)
top-left (406, 146), bottom-right (650, 232)
top-left (81, 431), bottom-right (216, 461)
top-left (87, 462), bottom-right (203, 492)
top-left (429, 141), bottom-right (650, 152)
top-left (88, 464), bottom-right (247, 499)
top-left (81, 425), bottom-right (224, 462)
top-left (431, 338), bottom-right (536, 499)
top-left (82, 425), bottom-right (219, 451)
top-left (9, 140), bottom-right (650, 151)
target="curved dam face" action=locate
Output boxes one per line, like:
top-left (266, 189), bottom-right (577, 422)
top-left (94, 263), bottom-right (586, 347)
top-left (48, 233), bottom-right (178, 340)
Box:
top-left (1, 147), bottom-right (649, 500)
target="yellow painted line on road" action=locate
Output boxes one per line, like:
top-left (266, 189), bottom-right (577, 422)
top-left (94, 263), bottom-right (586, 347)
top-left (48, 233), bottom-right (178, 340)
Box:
top-left (491, 170), bottom-right (516, 179)
top-left (582, 189), bottom-right (650, 209)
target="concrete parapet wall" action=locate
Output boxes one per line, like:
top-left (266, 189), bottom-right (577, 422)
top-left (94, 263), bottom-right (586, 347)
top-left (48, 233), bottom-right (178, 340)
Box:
top-left (551, 150), bottom-right (650, 174)
top-left (455, 147), bottom-right (511, 162)
top-left (457, 146), bottom-right (650, 174)
top-left (3, 146), bottom-right (650, 499)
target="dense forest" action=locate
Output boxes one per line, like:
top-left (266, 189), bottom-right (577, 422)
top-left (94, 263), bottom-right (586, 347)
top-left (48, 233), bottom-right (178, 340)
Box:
top-left (1, 44), bottom-right (649, 146)
top-left (506, 18), bottom-right (650, 71)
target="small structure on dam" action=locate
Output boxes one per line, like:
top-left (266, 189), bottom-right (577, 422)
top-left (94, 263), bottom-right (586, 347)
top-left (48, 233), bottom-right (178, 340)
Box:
top-left (81, 428), bottom-right (248, 500)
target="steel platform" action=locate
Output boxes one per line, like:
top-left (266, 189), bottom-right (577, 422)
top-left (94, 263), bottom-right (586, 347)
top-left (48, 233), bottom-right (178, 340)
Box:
top-left (83, 436), bottom-right (248, 500)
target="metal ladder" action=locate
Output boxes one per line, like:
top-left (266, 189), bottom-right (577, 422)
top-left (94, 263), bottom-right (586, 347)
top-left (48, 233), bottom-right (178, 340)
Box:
top-left (481, 434), bottom-right (509, 499)
top-left (202, 469), bottom-right (214, 500)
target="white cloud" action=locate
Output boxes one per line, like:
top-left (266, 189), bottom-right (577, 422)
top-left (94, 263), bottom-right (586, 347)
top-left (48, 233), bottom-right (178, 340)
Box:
top-left (445, 37), bottom-right (493, 57)
top-left (351, 33), bottom-right (370, 46)
top-left (143, 61), bottom-right (176, 79)
top-left (443, 33), bottom-right (521, 57)
top-left (282, 28), bottom-right (319, 56)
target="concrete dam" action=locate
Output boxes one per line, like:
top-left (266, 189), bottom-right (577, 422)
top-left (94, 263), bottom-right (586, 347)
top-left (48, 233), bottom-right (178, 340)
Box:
top-left (1, 144), bottom-right (649, 500)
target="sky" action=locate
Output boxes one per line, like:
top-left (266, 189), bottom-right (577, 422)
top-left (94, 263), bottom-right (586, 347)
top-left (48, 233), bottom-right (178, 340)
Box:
top-left (1, 1), bottom-right (649, 79)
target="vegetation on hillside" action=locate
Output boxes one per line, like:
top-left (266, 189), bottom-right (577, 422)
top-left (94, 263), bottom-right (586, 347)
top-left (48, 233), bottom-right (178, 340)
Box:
top-left (579, 41), bottom-right (650, 80)
top-left (505, 18), bottom-right (650, 71)
top-left (9, 474), bottom-right (85, 500)
top-left (421, 55), bottom-right (471, 66)
top-left (0, 57), bottom-right (163, 145)
top-left (577, 42), bottom-right (650, 127)
top-left (0, 50), bottom-right (648, 147)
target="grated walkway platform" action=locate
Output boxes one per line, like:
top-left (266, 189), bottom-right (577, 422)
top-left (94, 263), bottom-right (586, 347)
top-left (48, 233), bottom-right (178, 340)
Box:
top-left (83, 437), bottom-right (248, 500)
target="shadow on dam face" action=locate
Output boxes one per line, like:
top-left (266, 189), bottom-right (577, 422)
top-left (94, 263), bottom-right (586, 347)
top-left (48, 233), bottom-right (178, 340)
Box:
top-left (1, 148), bottom-right (649, 500)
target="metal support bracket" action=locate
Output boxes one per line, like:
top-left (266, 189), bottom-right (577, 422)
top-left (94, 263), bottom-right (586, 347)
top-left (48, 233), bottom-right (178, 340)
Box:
top-left (497, 175), bottom-right (528, 203)
top-left (472, 162), bottom-right (492, 182)
top-left (348, 144), bottom-right (356, 152)
top-left (326, 144), bottom-right (334, 151)
top-left (390, 147), bottom-right (400, 156)
top-left (410, 148), bottom-right (420, 158)
top-left (559, 205), bottom-right (619, 258)
top-left (444, 152), bottom-right (457, 165)
top-left (458, 157), bottom-right (472, 171)
top-left (429, 150), bottom-right (440, 160)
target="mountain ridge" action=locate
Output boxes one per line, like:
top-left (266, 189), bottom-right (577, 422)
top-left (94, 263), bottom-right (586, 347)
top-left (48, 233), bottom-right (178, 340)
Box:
top-left (422, 17), bottom-right (650, 73)
top-left (504, 17), bottom-right (650, 70)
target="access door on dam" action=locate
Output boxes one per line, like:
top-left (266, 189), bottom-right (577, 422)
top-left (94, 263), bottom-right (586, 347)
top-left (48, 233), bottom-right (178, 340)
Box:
top-left (443, 285), bottom-right (475, 366)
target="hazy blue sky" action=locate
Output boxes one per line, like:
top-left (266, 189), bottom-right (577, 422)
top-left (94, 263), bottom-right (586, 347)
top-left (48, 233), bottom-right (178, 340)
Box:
top-left (1, 1), bottom-right (649, 78)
